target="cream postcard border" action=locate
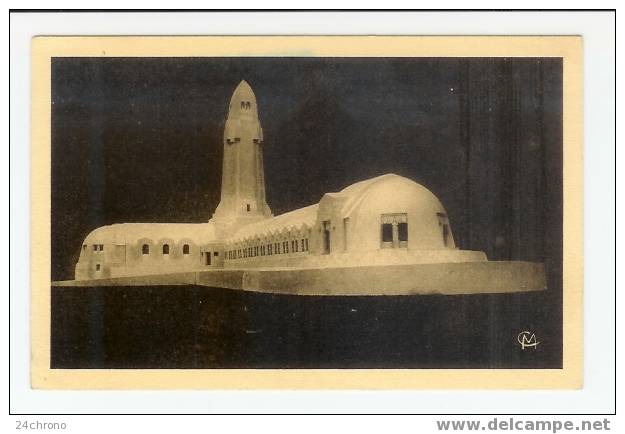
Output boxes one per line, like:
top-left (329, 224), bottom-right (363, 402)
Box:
top-left (30, 36), bottom-right (583, 390)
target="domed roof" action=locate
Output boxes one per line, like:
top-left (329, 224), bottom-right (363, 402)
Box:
top-left (331, 174), bottom-right (454, 251)
top-left (326, 173), bottom-right (446, 219)
top-left (83, 223), bottom-right (218, 245)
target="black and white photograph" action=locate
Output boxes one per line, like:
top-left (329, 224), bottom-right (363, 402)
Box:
top-left (10, 7), bottom-right (619, 426)
top-left (47, 51), bottom-right (565, 371)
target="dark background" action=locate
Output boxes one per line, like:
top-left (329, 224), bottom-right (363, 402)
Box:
top-left (51, 57), bottom-right (562, 369)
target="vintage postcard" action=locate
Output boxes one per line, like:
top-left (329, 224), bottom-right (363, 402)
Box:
top-left (30, 36), bottom-right (583, 389)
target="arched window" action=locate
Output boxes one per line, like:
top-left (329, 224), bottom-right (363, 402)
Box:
top-left (142, 244), bottom-right (149, 255)
top-left (183, 244), bottom-right (190, 255)
top-left (245, 101), bottom-right (251, 109)
top-left (162, 244), bottom-right (169, 255)
top-left (240, 101), bottom-right (245, 109)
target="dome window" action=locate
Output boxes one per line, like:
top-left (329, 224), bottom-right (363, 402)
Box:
top-left (162, 244), bottom-right (169, 255)
top-left (437, 213), bottom-right (452, 247)
top-left (142, 244), bottom-right (149, 255)
top-left (381, 213), bottom-right (408, 248)
top-left (381, 223), bottom-right (393, 243)
top-left (398, 222), bottom-right (408, 245)
top-left (183, 244), bottom-right (190, 255)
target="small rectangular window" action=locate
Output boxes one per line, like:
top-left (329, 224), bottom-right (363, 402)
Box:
top-left (381, 223), bottom-right (393, 242)
top-left (437, 213), bottom-right (452, 247)
top-left (95, 263), bottom-right (101, 271)
top-left (398, 222), bottom-right (408, 242)
top-left (93, 244), bottom-right (98, 251)
top-left (214, 251), bottom-right (219, 257)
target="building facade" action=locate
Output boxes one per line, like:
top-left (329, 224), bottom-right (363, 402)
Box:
top-left (74, 81), bottom-right (486, 281)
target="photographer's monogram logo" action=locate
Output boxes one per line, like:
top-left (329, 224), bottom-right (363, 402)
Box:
top-left (517, 331), bottom-right (540, 350)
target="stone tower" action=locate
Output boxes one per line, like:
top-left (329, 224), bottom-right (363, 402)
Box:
top-left (211, 80), bottom-right (272, 236)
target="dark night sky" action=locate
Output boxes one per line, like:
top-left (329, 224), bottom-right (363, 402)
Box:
top-left (51, 57), bottom-right (562, 284)
top-left (50, 57), bottom-right (564, 369)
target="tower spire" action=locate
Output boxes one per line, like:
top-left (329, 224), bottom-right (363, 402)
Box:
top-left (211, 80), bottom-right (272, 236)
